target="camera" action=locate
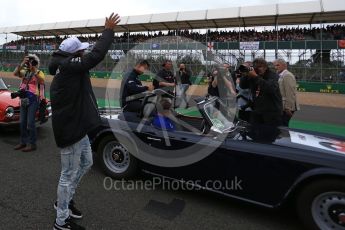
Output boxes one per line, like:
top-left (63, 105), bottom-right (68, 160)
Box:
top-left (238, 64), bottom-right (254, 73)
top-left (10, 89), bottom-right (26, 99)
top-left (23, 56), bottom-right (39, 68)
top-left (23, 60), bottom-right (30, 68)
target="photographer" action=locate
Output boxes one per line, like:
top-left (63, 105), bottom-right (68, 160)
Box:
top-left (240, 58), bottom-right (282, 126)
top-left (153, 60), bottom-right (175, 96)
top-left (235, 62), bottom-right (253, 122)
top-left (13, 54), bottom-right (45, 152)
top-left (207, 65), bottom-right (236, 98)
top-left (207, 68), bottom-right (220, 97)
top-left (175, 63), bottom-right (191, 108)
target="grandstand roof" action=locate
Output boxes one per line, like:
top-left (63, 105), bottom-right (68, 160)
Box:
top-left (1, 0), bottom-right (345, 37)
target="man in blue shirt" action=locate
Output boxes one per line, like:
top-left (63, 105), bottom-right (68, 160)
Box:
top-left (152, 97), bottom-right (176, 131)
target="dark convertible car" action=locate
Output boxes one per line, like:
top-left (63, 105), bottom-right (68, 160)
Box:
top-left (89, 90), bottom-right (345, 230)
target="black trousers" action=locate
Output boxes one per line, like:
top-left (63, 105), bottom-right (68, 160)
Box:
top-left (250, 112), bottom-right (282, 127)
top-left (237, 110), bottom-right (251, 123)
top-left (282, 111), bottom-right (295, 126)
top-left (248, 112), bottom-right (282, 142)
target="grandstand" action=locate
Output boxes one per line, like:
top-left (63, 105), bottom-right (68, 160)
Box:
top-left (1, 0), bottom-right (345, 91)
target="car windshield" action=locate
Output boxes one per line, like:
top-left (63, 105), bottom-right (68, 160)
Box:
top-left (203, 97), bottom-right (236, 133)
top-left (0, 78), bottom-right (8, 90)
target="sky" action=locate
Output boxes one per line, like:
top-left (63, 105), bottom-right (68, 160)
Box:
top-left (0, 0), bottom-right (317, 44)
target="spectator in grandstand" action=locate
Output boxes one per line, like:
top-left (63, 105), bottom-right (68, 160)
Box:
top-left (175, 63), bottom-right (191, 108)
top-left (240, 58), bottom-right (283, 127)
top-left (153, 60), bottom-right (175, 95)
top-left (13, 54), bottom-right (45, 152)
top-left (5, 24), bottom-right (345, 47)
top-left (274, 59), bottom-right (299, 126)
top-left (120, 59), bottom-right (153, 113)
top-left (48, 13), bottom-right (120, 230)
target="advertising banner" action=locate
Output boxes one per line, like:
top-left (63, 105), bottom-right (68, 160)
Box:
top-left (240, 42), bottom-right (260, 50)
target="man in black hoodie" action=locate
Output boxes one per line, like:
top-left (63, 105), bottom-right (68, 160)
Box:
top-left (239, 58), bottom-right (283, 143)
top-left (49, 13), bottom-right (120, 230)
top-left (240, 58), bottom-right (283, 126)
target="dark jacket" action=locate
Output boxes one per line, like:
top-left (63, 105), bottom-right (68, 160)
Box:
top-left (176, 69), bottom-right (191, 85)
top-left (153, 68), bottom-right (175, 90)
top-left (48, 29), bottom-right (114, 148)
top-left (120, 69), bottom-right (148, 108)
top-left (207, 74), bottom-right (219, 97)
top-left (240, 69), bottom-right (282, 118)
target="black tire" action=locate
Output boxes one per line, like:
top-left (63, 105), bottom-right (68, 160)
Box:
top-left (296, 178), bottom-right (345, 230)
top-left (97, 135), bottom-right (138, 180)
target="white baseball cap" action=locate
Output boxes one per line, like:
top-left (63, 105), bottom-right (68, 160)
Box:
top-left (59, 37), bottom-right (89, 53)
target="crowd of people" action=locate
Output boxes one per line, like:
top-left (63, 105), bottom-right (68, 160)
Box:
top-left (3, 24), bottom-right (345, 48)
top-left (120, 55), bottom-right (299, 133)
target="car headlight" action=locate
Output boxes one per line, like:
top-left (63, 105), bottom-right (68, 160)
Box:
top-left (5, 107), bottom-right (14, 118)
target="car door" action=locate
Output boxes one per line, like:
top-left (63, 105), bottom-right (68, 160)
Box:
top-left (137, 124), bottom-right (202, 150)
top-left (140, 127), bottom-right (229, 184)
top-left (212, 131), bottom-right (312, 206)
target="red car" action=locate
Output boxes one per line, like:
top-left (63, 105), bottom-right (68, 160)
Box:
top-left (0, 78), bottom-right (51, 126)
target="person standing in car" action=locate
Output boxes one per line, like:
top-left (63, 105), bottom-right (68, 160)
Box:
top-left (240, 58), bottom-right (283, 127)
top-left (49, 13), bottom-right (120, 230)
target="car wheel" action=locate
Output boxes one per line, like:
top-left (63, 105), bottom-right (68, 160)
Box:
top-left (97, 135), bottom-right (138, 179)
top-left (296, 178), bottom-right (345, 230)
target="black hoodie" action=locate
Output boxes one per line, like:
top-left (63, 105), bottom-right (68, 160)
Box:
top-left (240, 69), bottom-right (283, 117)
top-left (49, 29), bottom-right (114, 148)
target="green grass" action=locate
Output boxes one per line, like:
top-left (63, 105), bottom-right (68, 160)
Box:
top-left (154, 106), bottom-right (345, 137)
top-left (289, 120), bottom-right (345, 138)
top-left (175, 107), bottom-right (201, 117)
top-left (97, 98), bottom-right (120, 107)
